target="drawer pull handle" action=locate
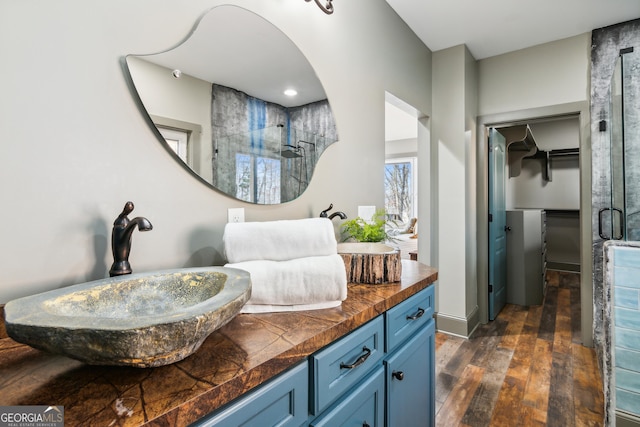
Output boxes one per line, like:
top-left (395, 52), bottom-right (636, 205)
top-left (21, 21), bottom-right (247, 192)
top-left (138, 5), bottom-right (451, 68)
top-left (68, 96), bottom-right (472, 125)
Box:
top-left (340, 346), bottom-right (371, 369)
top-left (406, 308), bottom-right (425, 320)
top-left (392, 370), bottom-right (405, 381)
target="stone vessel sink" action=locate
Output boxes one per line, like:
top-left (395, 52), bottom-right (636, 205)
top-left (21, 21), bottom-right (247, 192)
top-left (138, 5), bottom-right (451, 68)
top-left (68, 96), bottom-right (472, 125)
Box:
top-left (337, 242), bottom-right (402, 284)
top-left (3, 267), bottom-right (251, 367)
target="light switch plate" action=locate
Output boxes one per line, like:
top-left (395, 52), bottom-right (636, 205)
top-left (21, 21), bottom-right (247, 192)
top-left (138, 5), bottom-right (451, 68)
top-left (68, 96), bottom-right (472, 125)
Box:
top-left (358, 205), bottom-right (376, 221)
top-left (228, 208), bottom-right (245, 223)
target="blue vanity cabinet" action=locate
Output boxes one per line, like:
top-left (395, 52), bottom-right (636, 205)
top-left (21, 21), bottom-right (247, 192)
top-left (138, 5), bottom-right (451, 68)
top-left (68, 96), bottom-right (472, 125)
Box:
top-left (309, 366), bottom-right (385, 427)
top-left (384, 285), bottom-right (436, 427)
top-left (191, 285), bottom-right (436, 427)
top-left (310, 316), bottom-right (385, 415)
top-left (384, 322), bottom-right (435, 427)
top-left (192, 362), bottom-right (309, 427)
top-left (385, 285), bottom-right (434, 353)
top-left (310, 286), bottom-right (436, 427)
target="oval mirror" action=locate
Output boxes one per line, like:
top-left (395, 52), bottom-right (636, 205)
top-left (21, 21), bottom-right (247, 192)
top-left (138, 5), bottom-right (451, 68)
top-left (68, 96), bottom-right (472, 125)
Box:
top-left (125, 5), bottom-right (338, 204)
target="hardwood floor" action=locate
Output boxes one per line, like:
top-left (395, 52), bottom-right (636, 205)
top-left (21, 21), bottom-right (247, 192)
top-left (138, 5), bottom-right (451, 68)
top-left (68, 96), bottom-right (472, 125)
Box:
top-left (435, 270), bottom-right (604, 427)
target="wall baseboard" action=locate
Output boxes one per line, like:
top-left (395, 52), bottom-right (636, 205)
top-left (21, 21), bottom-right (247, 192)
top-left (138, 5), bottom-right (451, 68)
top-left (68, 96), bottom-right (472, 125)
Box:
top-left (0, 305), bottom-right (6, 339)
top-left (547, 262), bottom-right (581, 272)
top-left (617, 410), bottom-right (640, 427)
top-left (435, 306), bottom-right (480, 338)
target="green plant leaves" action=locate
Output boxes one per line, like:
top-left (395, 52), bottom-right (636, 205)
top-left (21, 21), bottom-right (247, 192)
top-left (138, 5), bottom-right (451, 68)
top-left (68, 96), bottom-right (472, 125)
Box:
top-left (340, 209), bottom-right (390, 242)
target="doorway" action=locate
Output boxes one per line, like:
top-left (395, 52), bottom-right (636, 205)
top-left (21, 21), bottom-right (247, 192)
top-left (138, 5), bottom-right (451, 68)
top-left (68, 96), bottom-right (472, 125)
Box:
top-left (489, 117), bottom-right (581, 320)
top-left (384, 92), bottom-right (424, 260)
top-left (478, 102), bottom-right (592, 346)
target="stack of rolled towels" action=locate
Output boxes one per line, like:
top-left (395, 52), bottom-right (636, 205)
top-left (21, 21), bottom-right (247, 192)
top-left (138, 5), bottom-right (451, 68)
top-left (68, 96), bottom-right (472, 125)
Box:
top-left (223, 217), bottom-right (348, 313)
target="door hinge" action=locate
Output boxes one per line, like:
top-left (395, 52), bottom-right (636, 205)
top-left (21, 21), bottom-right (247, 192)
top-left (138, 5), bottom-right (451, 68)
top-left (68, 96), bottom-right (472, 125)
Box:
top-left (489, 284), bottom-right (493, 293)
top-left (489, 213), bottom-right (493, 222)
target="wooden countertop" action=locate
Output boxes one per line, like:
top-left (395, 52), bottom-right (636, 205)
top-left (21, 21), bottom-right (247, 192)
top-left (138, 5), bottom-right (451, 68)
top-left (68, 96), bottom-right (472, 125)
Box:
top-left (0, 261), bottom-right (437, 426)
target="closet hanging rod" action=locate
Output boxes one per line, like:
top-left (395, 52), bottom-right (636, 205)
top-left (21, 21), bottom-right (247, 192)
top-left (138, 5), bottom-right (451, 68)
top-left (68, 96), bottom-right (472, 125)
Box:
top-left (548, 148), bottom-right (579, 157)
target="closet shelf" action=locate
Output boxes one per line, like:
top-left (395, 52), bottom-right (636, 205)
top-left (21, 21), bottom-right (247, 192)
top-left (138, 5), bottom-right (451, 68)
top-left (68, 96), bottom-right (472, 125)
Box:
top-left (501, 124), bottom-right (579, 182)
top-left (501, 125), bottom-right (538, 179)
top-left (530, 148), bottom-right (580, 181)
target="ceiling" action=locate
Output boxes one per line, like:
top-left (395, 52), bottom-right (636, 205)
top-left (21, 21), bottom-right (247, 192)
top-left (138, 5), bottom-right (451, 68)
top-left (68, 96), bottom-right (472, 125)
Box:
top-left (384, 0), bottom-right (640, 60)
top-left (135, 5), bottom-right (326, 108)
top-left (136, 3), bottom-right (640, 142)
top-left (384, 0), bottom-right (640, 143)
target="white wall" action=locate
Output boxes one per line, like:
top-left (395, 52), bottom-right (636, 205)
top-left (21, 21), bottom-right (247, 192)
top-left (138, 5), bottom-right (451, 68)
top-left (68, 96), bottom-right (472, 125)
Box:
top-left (127, 57), bottom-right (212, 181)
top-left (385, 138), bottom-right (417, 157)
top-left (478, 34), bottom-right (590, 116)
top-left (0, 0), bottom-right (432, 303)
top-left (475, 33), bottom-right (592, 331)
top-left (432, 44), bottom-right (478, 328)
top-left (464, 47), bottom-right (479, 323)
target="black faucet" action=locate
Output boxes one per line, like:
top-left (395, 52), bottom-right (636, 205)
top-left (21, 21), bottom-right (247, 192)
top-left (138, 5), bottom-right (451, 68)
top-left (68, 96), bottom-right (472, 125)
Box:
top-left (320, 203), bottom-right (347, 220)
top-left (109, 201), bottom-right (153, 277)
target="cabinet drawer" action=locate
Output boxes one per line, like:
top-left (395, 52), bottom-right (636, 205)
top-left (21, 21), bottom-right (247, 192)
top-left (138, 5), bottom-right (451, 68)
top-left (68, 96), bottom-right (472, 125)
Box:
top-left (193, 362), bottom-right (308, 427)
top-left (385, 285), bottom-right (434, 352)
top-left (311, 316), bottom-right (384, 415)
top-left (310, 366), bottom-right (384, 427)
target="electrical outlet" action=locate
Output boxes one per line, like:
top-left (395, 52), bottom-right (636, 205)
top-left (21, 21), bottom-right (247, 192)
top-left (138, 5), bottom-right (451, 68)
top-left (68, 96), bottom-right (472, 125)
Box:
top-left (228, 208), bottom-right (245, 223)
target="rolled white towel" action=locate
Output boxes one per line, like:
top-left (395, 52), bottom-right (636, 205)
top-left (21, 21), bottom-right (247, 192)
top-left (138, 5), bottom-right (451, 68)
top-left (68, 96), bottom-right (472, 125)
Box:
top-left (225, 254), bottom-right (347, 308)
top-left (223, 218), bottom-right (337, 263)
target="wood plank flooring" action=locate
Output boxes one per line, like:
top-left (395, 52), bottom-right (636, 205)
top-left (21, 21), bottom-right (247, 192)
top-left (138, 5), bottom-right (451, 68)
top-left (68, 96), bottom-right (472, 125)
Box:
top-left (435, 270), bottom-right (604, 427)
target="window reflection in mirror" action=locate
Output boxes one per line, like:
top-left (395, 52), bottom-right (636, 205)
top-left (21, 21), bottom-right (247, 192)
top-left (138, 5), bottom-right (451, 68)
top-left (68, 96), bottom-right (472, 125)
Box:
top-left (158, 127), bottom-right (189, 164)
top-left (235, 153), bottom-right (281, 204)
top-left (385, 159), bottom-right (416, 223)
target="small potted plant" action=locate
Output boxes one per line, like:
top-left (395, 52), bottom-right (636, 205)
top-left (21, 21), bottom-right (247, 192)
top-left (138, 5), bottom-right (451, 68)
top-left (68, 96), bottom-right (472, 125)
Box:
top-left (340, 209), bottom-right (393, 242)
top-left (338, 210), bottom-right (402, 284)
